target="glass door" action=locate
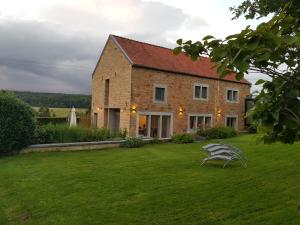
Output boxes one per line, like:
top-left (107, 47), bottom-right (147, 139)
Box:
top-left (161, 115), bottom-right (171, 138)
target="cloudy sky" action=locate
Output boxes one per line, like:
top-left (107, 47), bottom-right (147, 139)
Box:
top-left (0, 0), bottom-right (267, 94)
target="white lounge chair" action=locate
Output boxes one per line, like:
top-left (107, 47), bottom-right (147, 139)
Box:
top-left (201, 143), bottom-right (247, 168)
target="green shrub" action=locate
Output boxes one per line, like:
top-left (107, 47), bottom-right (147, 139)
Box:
top-left (246, 124), bottom-right (257, 134)
top-left (0, 92), bottom-right (36, 153)
top-left (172, 133), bottom-right (194, 144)
top-left (197, 127), bottom-right (237, 139)
top-left (149, 137), bottom-right (163, 144)
top-left (35, 124), bottom-right (122, 144)
top-left (121, 137), bottom-right (145, 148)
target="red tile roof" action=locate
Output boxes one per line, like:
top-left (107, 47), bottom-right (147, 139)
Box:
top-left (112, 35), bottom-right (250, 85)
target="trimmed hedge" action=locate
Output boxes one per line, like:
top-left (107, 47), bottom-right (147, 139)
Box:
top-left (197, 127), bottom-right (237, 139)
top-left (172, 133), bottom-right (194, 144)
top-left (37, 117), bottom-right (68, 125)
top-left (0, 92), bottom-right (36, 153)
top-left (35, 124), bottom-right (126, 144)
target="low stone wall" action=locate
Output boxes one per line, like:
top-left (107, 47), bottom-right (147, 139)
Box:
top-left (21, 140), bottom-right (125, 153)
top-left (21, 138), bottom-right (168, 153)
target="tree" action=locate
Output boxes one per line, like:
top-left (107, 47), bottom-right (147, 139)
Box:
top-left (38, 106), bottom-right (51, 117)
top-left (0, 91), bottom-right (36, 153)
top-left (174, 0), bottom-right (300, 143)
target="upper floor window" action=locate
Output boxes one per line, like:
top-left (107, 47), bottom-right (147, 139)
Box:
top-left (193, 84), bottom-right (208, 100)
top-left (154, 85), bottom-right (167, 103)
top-left (226, 88), bottom-right (239, 103)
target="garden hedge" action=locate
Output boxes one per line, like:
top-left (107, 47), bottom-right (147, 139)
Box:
top-left (0, 92), bottom-right (36, 153)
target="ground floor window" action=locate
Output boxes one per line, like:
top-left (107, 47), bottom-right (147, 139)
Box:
top-left (188, 114), bottom-right (212, 132)
top-left (137, 112), bottom-right (173, 138)
top-left (225, 116), bottom-right (238, 129)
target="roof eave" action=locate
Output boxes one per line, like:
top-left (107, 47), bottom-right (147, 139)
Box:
top-left (132, 64), bottom-right (251, 86)
top-left (91, 34), bottom-right (134, 78)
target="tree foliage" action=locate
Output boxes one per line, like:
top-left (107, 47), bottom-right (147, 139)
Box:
top-left (174, 0), bottom-right (300, 143)
top-left (11, 91), bottom-right (91, 108)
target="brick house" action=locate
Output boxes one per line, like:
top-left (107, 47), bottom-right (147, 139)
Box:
top-left (91, 35), bottom-right (251, 138)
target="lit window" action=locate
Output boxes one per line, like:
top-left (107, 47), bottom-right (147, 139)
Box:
top-left (194, 84), bottom-right (208, 100)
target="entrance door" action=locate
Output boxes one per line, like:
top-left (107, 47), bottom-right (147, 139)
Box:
top-left (161, 115), bottom-right (171, 138)
top-left (104, 108), bottom-right (120, 131)
top-left (150, 115), bottom-right (160, 138)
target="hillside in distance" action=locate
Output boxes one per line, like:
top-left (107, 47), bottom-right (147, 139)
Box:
top-left (8, 90), bottom-right (91, 108)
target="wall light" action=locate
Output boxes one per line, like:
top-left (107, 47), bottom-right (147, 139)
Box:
top-left (131, 105), bottom-right (137, 113)
top-left (179, 106), bottom-right (184, 116)
top-left (217, 109), bottom-right (222, 118)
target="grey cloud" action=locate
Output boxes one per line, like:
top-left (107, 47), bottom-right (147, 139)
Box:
top-left (0, 0), bottom-right (209, 94)
top-left (0, 18), bottom-right (104, 93)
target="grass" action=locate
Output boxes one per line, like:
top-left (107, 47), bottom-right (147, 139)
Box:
top-left (1, 135), bottom-right (300, 225)
top-left (32, 107), bottom-right (88, 117)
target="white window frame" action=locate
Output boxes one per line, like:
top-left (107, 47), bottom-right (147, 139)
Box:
top-left (225, 115), bottom-right (238, 130)
top-left (226, 88), bottom-right (239, 103)
top-left (193, 83), bottom-right (209, 101)
top-left (136, 111), bottom-right (173, 139)
top-left (187, 113), bottom-right (213, 133)
top-left (153, 84), bottom-right (167, 104)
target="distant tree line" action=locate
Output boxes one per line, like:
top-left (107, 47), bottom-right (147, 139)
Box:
top-left (8, 90), bottom-right (91, 108)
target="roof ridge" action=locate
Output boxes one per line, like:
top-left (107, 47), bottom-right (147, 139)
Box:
top-left (111, 34), bottom-right (178, 52)
top-left (111, 34), bottom-right (211, 61)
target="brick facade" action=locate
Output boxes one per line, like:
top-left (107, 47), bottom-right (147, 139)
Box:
top-left (92, 35), bottom-right (251, 137)
top-left (91, 38), bottom-right (132, 131)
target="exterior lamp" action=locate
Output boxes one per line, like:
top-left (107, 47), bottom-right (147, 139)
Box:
top-left (97, 107), bottom-right (100, 111)
top-left (179, 106), bottom-right (184, 116)
top-left (217, 109), bottom-right (222, 118)
top-left (131, 105), bottom-right (137, 113)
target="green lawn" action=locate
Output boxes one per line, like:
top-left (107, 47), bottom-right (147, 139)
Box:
top-left (1, 135), bottom-right (300, 225)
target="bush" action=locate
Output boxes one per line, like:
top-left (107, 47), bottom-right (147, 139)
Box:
top-left (121, 137), bottom-right (145, 148)
top-left (149, 137), bottom-right (163, 144)
top-left (0, 92), bottom-right (36, 153)
top-left (197, 127), bottom-right (237, 139)
top-left (35, 124), bottom-right (123, 144)
top-left (172, 133), bottom-right (194, 144)
top-left (246, 124), bottom-right (257, 134)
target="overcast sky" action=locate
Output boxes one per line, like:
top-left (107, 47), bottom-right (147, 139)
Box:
top-left (0, 0), bottom-right (267, 94)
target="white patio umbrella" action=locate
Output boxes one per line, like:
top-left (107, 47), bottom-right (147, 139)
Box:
top-left (69, 106), bottom-right (77, 127)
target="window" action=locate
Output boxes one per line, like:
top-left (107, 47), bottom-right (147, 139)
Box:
top-left (188, 114), bottom-right (212, 132)
top-left (193, 84), bottom-right (208, 100)
top-left (93, 113), bottom-right (98, 128)
top-left (104, 79), bottom-right (110, 105)
top-left (154, 85), bottom-right (167, 103)
top-left (226, 88), bottom-right (239, 103)
top-left (137, 112), bottom-right (173, 138)
top-left (226, 116), bottom-right (237, 129)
